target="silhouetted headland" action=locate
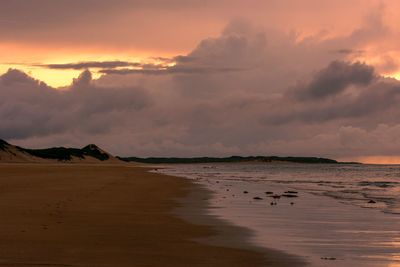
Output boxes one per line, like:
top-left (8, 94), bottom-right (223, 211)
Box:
top-left (118, 155), bottom-right (360, 164)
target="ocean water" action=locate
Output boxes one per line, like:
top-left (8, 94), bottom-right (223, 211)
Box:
top-left (156, 163), bottom-right (400, 267)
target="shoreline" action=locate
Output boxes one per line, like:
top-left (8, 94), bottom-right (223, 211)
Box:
top-left (173, 178), bottom-right (307, 266)
top-left (158, 162), bottom-right (400, 267)
top-left (0, 163), bottom-right (303, 266)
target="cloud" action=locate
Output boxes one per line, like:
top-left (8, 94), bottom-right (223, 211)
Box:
top-left (35, 61), bottom-right (142, 70)
top-left (0, 0), bottom-right (219, 52)
top-left (0, 69), bottom-right (150, 140)
top-left (99, 65), bottom-right (247, 75)
top-left (3, 18), bottom-right (400, 161)
top-left (335, 49), bottom-right (365, 55)
top-left (264, 62), bottom-right (400, 125)
top-left (295, 61), bottom-right (376, 99)
top-left (28, 58), bottom-right (241, 75)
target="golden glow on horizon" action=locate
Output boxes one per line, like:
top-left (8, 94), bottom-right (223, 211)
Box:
top-left (0, 62), bottom-right (99, 87)
top-left (0, 57), bottom-right (178, 87)
top-left (0, 42), bottom-right (182, 87)
top-left (350, 156), bottom-right (400, 165)
top-left (385, 72), bottom-right (400, 81)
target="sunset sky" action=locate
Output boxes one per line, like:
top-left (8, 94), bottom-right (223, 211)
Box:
top-left (2, 0), bottom-right (400, 162)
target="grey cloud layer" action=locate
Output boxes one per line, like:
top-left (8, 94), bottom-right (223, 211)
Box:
top-left (2, 19), bottom-right (400, 159)
top-left (0, 69), bottom-right (150, 140)
top-left (0, 0), bottom-right (216, 49)
top-left (30, 58), bottom-right (243, 75)
top-left (35, 61), bottom-right (142, 70)
top-left (99, 66), bottom-right (246, 75)
top-left (295, 61), bottom-right (376, 99)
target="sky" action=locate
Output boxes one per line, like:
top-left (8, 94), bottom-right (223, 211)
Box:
top-left (2, 0), bottom-right (400, 163)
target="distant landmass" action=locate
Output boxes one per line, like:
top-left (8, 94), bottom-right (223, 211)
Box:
top-left (0, 139), bottom-right (359, 164)
top-left (0, 139), bottom-right (121, 163)
top-left (118, 156), bottom-right (359, 164)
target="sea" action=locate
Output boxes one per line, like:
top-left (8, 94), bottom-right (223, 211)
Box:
top-left (155, 163), bottom-right (400, 267)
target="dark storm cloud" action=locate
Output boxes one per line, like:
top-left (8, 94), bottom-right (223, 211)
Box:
top-left (296, 61), bottom-right (376, 99)
top-left (265, 62), bottom-right (400, 125)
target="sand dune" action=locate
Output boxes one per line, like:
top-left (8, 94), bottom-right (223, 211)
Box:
top-left (0, 139), bottom-right (122, 164)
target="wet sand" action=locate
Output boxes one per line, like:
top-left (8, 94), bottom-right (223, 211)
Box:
top-left (159, 163), bottom-right (400, 267)
top-left (0, 164), bottom-right (302, 267)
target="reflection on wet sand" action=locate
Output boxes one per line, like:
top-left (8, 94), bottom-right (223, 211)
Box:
top-left (158, 163), bottom-right (400, 267)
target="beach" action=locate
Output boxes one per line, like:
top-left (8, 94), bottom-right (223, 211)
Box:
top-left (159, 163), bottom-right (400, 267)
top-left (0, 164), bottom-right (301, 267)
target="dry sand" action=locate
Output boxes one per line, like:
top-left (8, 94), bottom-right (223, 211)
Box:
top-left (0, 164), bottom-right (301, 266)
